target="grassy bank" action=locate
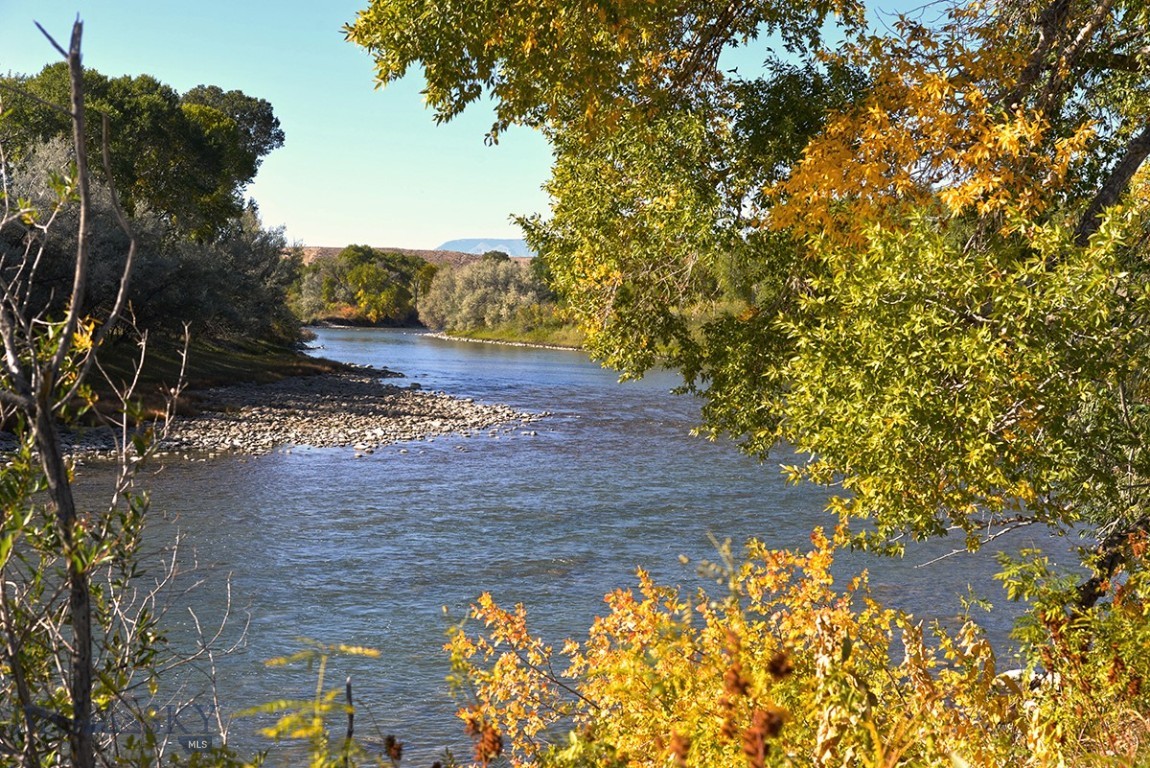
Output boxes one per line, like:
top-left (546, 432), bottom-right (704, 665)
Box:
top-left (91, 334), bottom-right (344, 419)
top-left (446, 323), bottom-right (585, 349)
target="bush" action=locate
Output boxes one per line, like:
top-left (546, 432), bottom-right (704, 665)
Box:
top-left (419, 258), bottom-right (550, 331)
top-left (448, 528), bottom-right (1150, 767)
top-left (2, 138), bottom-right (300, 345)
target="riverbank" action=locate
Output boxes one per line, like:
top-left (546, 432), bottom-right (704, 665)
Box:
top-left (59, 364), bottom-right (545, 458)
top-left (425, 330), bottom-right (582, 352)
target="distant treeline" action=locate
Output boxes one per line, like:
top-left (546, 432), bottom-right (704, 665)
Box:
top-left (291, 246), bottom-right (572, 340)
top-left (1, 63), bottom-right (570, 349)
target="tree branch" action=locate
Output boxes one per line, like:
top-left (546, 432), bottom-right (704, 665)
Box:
top-left (34, 20), bottom-right (70, 60)
top-left (1076, 514), bottom-right (1150, 609)
top-left (58, 112), bottom-right (139, 409)
top-left (1074, 123), bottom-right (1150, 245)
top-left (998, 0), bottom-right (1072, 108)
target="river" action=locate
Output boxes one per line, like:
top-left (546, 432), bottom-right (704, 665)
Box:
top-left (79, 326), bottom-right (1065, 763)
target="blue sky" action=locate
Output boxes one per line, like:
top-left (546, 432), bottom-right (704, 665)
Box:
top-left (0, 1), bottom-right (554, 249)
top-left (0, 3), bottom-right (912, 251)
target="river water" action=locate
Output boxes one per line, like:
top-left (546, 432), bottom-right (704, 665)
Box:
top-left (79, 327), bottom-right (1065, 762)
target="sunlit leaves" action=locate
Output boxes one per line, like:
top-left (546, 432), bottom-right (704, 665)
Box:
top-left (778, 202), bottom-right (1150, 542)
top-left (446, 529), bottom-right (1150, 766)
top-left (1, 65), bottom-right (284, 239)
top-left (244, 640), bottom-right (381, 768)
top-left (352, 0), bottom-right (1150, 762)
top-left (347, 0), bottom-right (862, 141)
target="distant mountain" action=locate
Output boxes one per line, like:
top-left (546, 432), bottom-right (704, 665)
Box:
top-left (436, 238), bottom-right (534, 258)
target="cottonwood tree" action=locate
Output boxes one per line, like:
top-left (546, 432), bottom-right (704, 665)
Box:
top-left (1, 64), bottom-right (284, 241)
top-left (419, 258), bottom-right (549, 331)
top-left (348, 0), bottom-right (1150, 569)
top-left (347, 0), bottom-right (1150, 763)
top-left (348, 1), bottom-right (1150, 760)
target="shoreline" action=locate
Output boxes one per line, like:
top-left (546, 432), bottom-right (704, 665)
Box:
top-left (306, 323), bottom-right (582, 352)
top-left (56, 364), bottom-right (545, 459)
top-left (424, 330), bottom-right (581, 352)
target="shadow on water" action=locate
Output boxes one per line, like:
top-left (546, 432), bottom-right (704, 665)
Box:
top-left (72, 327), bottom-right (1079, 764)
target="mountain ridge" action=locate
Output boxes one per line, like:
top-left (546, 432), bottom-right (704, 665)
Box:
top-left (436, 237), bottom-right (533, 257)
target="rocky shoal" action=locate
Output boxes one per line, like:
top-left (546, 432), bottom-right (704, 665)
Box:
top-left (57, 365), bottom-right (546, 458)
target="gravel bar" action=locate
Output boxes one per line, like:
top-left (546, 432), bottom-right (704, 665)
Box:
top-left (55, 365), bottom-right (546, 458)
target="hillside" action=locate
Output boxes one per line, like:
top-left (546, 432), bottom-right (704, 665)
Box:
top-left (298, 246), bottom-right (530, 267)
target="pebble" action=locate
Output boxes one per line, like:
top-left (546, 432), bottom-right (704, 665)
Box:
top-left (53, 365), bottom-right (544, 459)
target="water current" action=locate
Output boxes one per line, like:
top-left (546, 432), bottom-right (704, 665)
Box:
top-left (76, 326), bottom-right (1072, 763)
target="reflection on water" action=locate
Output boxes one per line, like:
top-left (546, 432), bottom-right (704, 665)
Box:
top-left (74, 327), bottom-right (1075, 763)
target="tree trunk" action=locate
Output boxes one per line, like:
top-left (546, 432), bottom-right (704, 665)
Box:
top-left (35, 402), bottom-right (93, 768)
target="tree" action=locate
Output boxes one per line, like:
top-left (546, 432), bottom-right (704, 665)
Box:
top-left (291, 245), bottom-right (429, 325)
top-left (347, 0), bottom-right (1150, 558)
top-left (3, 141), bottom-right (299, 345)
top-left (181, 84), bottom-right (285, 178)
top-left (349, 0), bottom-right (1150, 759)
top-left (418, 257), bottom-right (550, 331)
top-left (0, 22), bottom-right (250, 767)
top-left (0, 65), bottom-right (284, 239)
top-left (0, 21), bottom-right (140, 766)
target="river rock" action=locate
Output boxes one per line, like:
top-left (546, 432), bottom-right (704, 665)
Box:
top-left (58, 366), bottom-right (544, 458)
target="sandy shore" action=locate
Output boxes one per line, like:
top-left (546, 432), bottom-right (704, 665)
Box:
top-left (56, 365), bottom-right (545, 458)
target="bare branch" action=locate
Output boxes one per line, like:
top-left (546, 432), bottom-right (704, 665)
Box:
top-left (0, 81), bottom-right (74, 119)
top-left (49, 19), bottom-right (90, 381)
top-left (34, 21), bottom-right (69, 60)
top-left (914, 518), bottom-right (1040, 568)
top-left (58, 112), bottom-right (139, 409)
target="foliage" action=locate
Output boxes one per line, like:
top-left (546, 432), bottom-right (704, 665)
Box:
top-left (292, 245), bottom-right (434, 325)
top-left (997, 534), bottom-right (1150, 763)
top-left (780, 206), bottom-right (1150, 548)
top-left (419, 257), bottom-right (554, 333)
top-left (448, 530), bottom-right (1150, 767)
top-left (0, 140), bottom-right (299, 345)
top-left (346, 0), bottom-right (861, 141)
top-left (0, 22), bottom-right (300, 767)
top-left (348, 0), bottom-right (1150, 764)
top-left (348, 0), bottom-right (1150, 548)
top-left (0, 426), bottom-right (158, 766)
top-left (241, 640), bottom-right (386, 768)
top-left (0, 64), bottom-right (283, 239)
top-left (0, 22), bottom-right (165, 766)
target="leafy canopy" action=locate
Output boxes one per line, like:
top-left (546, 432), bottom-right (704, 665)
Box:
top-left (345, 2), bottom-right (1150, 763)
top-left (348, 0), bottom-right (1150, 552)
top-left (0, 65), bottom-right (284, 239)
top-left (291, 245), bottom-right (434, 325)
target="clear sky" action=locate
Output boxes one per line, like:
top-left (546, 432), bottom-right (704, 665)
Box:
top-left (0, 1), bottom-right (555, 250)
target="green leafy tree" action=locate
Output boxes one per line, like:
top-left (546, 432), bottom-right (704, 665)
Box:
top-left (0, 65), bottom-right (284, 239)
top-left (292, 245), bottom-right (430, 325)
top-left (348, 0), bottom-right (1150, 758)
top-left (419, 257), bottom-right (550, 331)
top-left (347, 0), bottom-right (1150, 559)
top-left (181, 84), bottom-right (285, 178)
top-left (3, 143), bottom-right (299, 345)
